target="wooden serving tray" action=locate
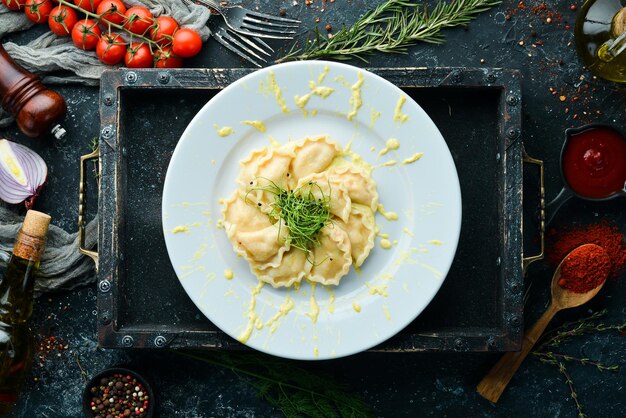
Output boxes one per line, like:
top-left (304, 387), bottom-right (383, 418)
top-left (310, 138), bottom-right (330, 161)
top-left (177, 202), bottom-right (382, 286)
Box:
top-left (85, 67), bottom-right (540, 352)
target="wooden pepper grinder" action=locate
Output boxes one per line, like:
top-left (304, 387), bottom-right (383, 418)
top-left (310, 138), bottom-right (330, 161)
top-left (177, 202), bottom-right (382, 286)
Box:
top-left (0, 44), bottom-right (66, 139)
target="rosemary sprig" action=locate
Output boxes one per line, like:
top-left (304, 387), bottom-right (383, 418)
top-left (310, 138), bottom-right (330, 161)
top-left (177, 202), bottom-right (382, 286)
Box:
top-left (174, 351), bottom-right (374, 418)
top-left (277, 0), bottom-right (501, 63)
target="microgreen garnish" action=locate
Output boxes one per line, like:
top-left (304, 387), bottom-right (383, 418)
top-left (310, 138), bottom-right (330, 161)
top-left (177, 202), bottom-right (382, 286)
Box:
top-left (248, 179), bottom-right (331, 252)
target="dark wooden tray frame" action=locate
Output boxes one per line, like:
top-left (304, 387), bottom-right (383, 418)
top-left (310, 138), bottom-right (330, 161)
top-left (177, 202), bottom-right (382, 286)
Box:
top-left (95, 67), bottom-right (526, 352)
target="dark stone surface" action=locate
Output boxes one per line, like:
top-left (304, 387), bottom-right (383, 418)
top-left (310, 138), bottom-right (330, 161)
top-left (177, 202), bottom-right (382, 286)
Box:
top-left (1, 1), bottom-right (625, 417)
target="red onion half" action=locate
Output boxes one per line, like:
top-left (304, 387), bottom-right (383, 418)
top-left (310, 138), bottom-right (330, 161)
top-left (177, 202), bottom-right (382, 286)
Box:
top-left (0, 139), bottom-right (48, 209)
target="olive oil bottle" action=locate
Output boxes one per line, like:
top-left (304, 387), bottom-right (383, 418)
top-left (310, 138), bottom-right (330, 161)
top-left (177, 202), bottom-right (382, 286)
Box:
top-left (575, 0), bottom-right (626, 83)
top-left (0, 210), bottom-right (50, 415)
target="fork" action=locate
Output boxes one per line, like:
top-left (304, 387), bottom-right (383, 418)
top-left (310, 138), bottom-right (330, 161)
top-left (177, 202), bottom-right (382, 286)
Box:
top-left (192, 0), bottom-right (300, 39)
top-left (208, 17), bottom-right (274, 67)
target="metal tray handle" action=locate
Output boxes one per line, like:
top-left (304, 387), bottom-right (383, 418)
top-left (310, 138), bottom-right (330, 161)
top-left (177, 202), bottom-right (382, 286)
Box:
top-left (522, 153), bottom-right (545, 274)
top-left (79, 148), bottom-right (99, 271)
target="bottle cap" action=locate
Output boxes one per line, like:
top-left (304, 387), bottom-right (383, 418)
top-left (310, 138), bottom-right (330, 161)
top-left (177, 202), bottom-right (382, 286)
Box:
top-left (612, 7), bottom-right (626, 38)
top-left (21, 210), bottom-right (51, 238)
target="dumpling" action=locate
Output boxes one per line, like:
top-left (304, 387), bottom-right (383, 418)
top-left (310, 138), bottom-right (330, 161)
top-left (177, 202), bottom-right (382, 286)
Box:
top-left (231, 221), bottom-right (289, 269)
top-left (222, 191), bottom-right (272, 240)
top-left (327, 164), bottom-right (378, 211)
top-left (246, 147), bottom-right (294, 212)
top-left (237, 147), bottom-right (270, 187)
top-left (307, 226), bottom-right (351, 286)
top-left (296, 172), bottom-right (351, 223)
top-left (333, 203), bottom-right (376, 267)
top-left (252, 248), bottom-right (313, 288)
top-left (289, 136), bottom-right (341, 184)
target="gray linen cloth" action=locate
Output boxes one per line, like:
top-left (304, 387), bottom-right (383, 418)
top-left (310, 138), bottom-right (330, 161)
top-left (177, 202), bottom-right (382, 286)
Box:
top-left (0, 0), bottom-right (210, 292)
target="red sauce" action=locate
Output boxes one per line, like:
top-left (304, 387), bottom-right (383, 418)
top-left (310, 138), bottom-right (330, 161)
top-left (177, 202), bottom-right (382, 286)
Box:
top-left (562, 126), bottom-right (626, 199)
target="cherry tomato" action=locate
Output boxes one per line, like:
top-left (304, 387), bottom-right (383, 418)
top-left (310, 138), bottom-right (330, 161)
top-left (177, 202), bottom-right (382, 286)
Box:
top-left (124, 42), bottom-right (153, 68)
top-left (150, 15), bottom-right (178, 46)
top-left (154, 46), bottom-right (183, 68)
top-left (96, 33), bottom-right (126, 65)
top-left (73, 0), bottom-right (102, 13)
top-left (123, 6), bottom-right (153, 35)
top-left (2, 0), bottom-right (26, 11)
top-left (96, 0), bottom-right (126, 25)
top-left (48, 5), bottom-right (78, 36)
top-left (24, 0), bottom-right (53, 24)
top-left (71, 19), bottom-right (101, 50)
top-left (172, 28), bottom-right (202, 58)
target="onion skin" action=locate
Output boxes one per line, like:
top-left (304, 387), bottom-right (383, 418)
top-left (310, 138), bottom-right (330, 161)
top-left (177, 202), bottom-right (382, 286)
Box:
top-left (0, 139), bottom-right (48, 208)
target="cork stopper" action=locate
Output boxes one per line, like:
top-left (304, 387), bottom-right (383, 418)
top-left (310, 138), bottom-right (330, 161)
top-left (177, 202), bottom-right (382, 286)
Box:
top-left (21, 210), bottom-right (51, 238)
top-left (612, 7), bottom-right (626, 38)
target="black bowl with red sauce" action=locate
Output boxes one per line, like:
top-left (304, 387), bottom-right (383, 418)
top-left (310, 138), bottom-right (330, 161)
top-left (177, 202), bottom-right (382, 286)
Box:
top-left (547, 124), bottom-right (626, 224)
top-left (561, 124), bottom-right (626, 199)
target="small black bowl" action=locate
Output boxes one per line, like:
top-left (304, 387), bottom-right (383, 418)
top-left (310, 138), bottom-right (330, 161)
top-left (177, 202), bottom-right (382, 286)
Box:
top-left (82, 367), bottom-right (156, 418)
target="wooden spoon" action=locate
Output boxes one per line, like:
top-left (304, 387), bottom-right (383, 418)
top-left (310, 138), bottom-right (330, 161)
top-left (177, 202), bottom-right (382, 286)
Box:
top-left (476, 244), bottom-right (609, 403)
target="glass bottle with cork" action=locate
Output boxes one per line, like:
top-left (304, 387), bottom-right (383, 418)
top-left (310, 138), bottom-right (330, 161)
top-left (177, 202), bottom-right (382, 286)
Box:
top-left (575, 0), bottom-right (626, 82)
top-left (0, 210), bottom-right (51, 415)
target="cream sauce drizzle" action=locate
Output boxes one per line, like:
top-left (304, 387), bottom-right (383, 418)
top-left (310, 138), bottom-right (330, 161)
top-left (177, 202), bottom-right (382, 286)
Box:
top-left (305, 283), bottom-right (320, 324)
top-left (266, 296), bottom-right (295, 334)
top-left (403, 152), bottom-right (424, 165)
top-left (261, 71), bottom-right (289, 113)
top-left (352, 302), bottom-right (362, 313)
top-left (241, 120), bottom-right (267, 132)
top-left (394, 248), bottom-right (443, 279)
top-left (317, 65), bottom-right (329, 84)
top-left (366, 282), bottom-right (388, 297)
top-left (369, 110), bottom-right (381, 128)
top-left (380, 239), bottom-right (392, 249)
top-left (192, 244), bottom-right (208, 261)
top-left (327, 289), bottom-right (336, 314)
top-left (171, 225), bottom-right (190, 234)
top-left (377, 203), bottom-right (399, 221)
top-left (178, 201), bottom-right (210, 207)
top-left (268, 136), bottom-right (281, 147)
top-left (383, 306), bottom-right (392, 320)
top-left (429, 239), bottom-right (444, 245)
top-left (402, 228), bottom-right (414, 237)
top-left (382, 160), bottom-right (397, 167)
top-left (214, 124), bottom-right (234, 137)
top-left (347, 72), bottom-right (365, 121)
top-left (224, 269), bottom-right (234, 280)
top-left (238, 281), bottom-right (265, 343)
top-left (179, 265), bottom-right (206, 280)
top-left (393, 95), bottom-right (409, 123)
top-left (379, 138), bottom-right (400, 156)
top-left (294, 83), bottom-right (335, 116)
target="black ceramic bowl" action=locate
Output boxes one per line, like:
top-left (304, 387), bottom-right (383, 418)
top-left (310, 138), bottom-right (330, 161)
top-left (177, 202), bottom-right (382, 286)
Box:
top-left (82, 367), bottom-right (156, 418)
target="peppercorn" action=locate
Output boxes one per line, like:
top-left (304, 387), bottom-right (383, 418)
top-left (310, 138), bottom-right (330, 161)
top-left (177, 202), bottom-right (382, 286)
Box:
top-left (87, 372), bottom-right (150, 418)
top-left (325, 24), bottom-right (332, 31)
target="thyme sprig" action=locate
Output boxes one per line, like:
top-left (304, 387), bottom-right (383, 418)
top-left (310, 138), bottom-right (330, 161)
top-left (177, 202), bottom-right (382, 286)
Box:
top-left (532, 309), bottom-right (625, 418)
top-left (249, 179), bottom-right (331, 253)
top-left (277, 0), bottom-right (501, 63)
top-left (175, 351), bottom-right (374, 418)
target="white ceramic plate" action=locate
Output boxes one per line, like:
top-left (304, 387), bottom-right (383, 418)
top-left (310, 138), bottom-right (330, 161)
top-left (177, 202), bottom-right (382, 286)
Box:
top-left (162, 61), bottom-right (462, 360)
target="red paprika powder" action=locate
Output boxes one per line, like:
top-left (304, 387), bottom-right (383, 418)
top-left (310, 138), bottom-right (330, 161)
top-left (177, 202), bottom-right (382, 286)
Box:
top-left (558, 245), bottom-right (611, 293)
top-left (548, 222), bottom-right (626, 279)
